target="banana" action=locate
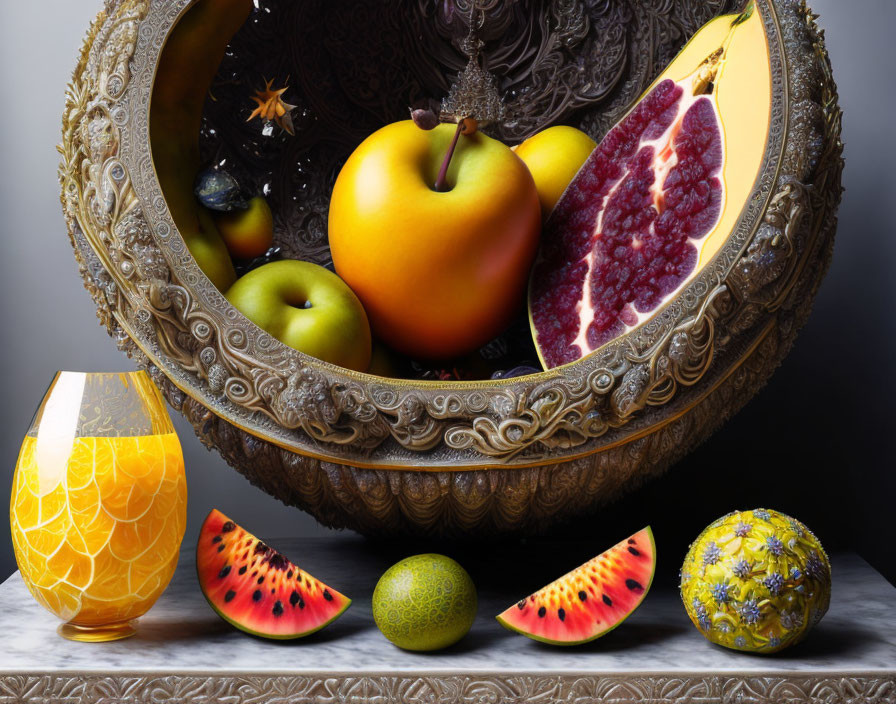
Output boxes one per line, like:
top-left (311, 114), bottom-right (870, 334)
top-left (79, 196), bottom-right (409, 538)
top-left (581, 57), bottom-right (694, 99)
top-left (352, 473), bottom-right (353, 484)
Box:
top-left (150, 0), bottom-right (254, 291)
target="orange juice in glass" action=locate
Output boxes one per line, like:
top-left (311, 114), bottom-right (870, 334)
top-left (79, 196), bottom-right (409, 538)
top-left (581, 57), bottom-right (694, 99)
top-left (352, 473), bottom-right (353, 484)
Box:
top-left (10, 371), bottom-right (187, 642)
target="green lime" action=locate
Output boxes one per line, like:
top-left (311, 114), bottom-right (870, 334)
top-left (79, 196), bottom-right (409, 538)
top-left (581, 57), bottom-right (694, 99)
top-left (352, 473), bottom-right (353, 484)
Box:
top-left (372, 554), bottom-right (477, 651)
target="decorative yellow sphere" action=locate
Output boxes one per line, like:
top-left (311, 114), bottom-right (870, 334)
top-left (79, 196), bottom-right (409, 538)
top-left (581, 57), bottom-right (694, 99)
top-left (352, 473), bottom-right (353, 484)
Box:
top-left (680, 509), bottom-right (831, 654)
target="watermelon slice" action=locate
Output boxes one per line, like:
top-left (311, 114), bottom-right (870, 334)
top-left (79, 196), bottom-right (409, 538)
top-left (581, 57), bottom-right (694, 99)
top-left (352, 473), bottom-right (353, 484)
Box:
top-left (196, 509), bottom-right (351, 639)
top-left (497, 527), bottom-right (655, 645)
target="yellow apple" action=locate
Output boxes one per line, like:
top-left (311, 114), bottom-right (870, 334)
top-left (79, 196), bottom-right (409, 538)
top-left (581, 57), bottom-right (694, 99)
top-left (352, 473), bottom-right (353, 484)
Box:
top-left (328, 120), bottom-right (541, 360)
top-left (513, 126), bottom-right (597, 220)
top-left (225, 260), bottom-right (371, 371)
top-left (214, 196), bottom-right (275, 260)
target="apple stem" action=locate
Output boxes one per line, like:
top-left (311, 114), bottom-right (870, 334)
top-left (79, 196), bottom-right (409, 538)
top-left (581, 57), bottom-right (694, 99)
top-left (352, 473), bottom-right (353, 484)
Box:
top-left (434, 120), bottom-right (466, 193)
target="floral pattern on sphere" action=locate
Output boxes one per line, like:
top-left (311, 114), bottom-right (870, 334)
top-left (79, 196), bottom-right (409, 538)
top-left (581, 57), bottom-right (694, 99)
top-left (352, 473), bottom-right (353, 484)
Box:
top-left (679, 509), bottom-right (831, 654)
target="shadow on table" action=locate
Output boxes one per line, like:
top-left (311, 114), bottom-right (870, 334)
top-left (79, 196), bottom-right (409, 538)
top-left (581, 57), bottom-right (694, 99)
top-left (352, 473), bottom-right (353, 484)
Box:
top-left (134, 616), bottom-right (231, 644)
top-left (770, 623), bottom-right (884, 660)
top-left (522, 620), bottom-right (688, 653)
top-left (133, 613), bottom-right (377, 647)
top-left (403, 625), bottom-right (511, 656)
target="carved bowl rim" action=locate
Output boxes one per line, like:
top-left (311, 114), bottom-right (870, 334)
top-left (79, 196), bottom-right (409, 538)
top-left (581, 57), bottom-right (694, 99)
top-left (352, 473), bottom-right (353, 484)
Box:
top-left (144, 0), bottom-right (778, 396)
top-left (63, 0), bottom-right (836, 470)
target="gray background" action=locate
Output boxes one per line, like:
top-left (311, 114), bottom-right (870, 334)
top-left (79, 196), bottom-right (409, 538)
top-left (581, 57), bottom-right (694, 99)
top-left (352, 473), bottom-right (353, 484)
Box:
top-left (1, 0), bottom-right (893, 585)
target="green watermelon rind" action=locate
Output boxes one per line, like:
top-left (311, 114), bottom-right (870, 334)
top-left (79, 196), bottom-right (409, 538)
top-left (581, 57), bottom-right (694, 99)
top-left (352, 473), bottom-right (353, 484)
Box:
top-left (197, 569), bottom-right (352, 640)
top-left (495, 526), bottom-right (656, 646)
top-left (195, 514), bottom-right (352, 641)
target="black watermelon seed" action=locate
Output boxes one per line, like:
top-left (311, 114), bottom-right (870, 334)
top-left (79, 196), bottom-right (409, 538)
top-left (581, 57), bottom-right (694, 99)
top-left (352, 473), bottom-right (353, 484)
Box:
top-left (538, 606), bottom-right (546, 618)
top-left (287, 571), bottom-right (293, 580)
top-left (578, 591), bottom-right (587, 602)
top-left (298, 597), bottom-right (305, 609)
top-left (323, 589), bottom-right (333, 601)
top-left (603, 594), bottom-right (613, 606)
top-left (238, 566), bottom-right (247, 575)
top-left (221, 521), bottom-right (235, 533)
top-left (626, 579), bottom-right (644, 591)
top-left (628, 538), bottom-right (636, 544)
top-left (254, 542), bottom-right (269, 555)
top-left (218, 565), bottom-right (231, 579)
top-left (270, 588), bottom-right (275, 594)
top-left (628, 546), bottom-right (641, 557)
top-left (257, 576), bottom-right (264, 585)
top-left (272, 601), bottom-right (284, 617)
top-left (216, 545), bottom-right (225, 553)
top-left (224, 590), bottom-right (236, 603)
top-left (517, 600), bottom-right (526, 610)
top-left (252, 590), bottom-right (262, 602)
top-left (212, 535), bottom-right (222, 543)
top-left (558, 608), bottom-right (566, 621)
top-left (290, 591), bottom-right (300, 607)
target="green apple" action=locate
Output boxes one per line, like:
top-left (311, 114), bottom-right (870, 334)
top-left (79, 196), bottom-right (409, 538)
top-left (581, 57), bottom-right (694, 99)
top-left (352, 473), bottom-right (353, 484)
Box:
top-left (226, 260), bottom-right (371, 371)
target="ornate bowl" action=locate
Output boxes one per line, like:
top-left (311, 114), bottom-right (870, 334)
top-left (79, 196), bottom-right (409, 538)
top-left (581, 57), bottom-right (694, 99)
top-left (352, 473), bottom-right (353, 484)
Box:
top-left (60, 0), bottom-right (842, 536)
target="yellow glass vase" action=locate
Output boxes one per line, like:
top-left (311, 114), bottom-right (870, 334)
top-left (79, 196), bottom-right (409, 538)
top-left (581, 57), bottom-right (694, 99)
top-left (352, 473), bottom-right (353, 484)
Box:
top-left (9, 371), bottom-right (187, 642)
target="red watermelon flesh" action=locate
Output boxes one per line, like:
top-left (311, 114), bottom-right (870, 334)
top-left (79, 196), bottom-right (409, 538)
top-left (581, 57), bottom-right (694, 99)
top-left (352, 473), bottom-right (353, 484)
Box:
top-left (497, 527), bottom-right (655, 645)
top-left (196, 509), bottom-right (351, 639)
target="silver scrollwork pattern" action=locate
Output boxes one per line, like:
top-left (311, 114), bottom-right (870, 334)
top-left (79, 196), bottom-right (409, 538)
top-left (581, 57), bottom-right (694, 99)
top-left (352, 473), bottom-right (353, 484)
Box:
top-left (0, 673), bottom-right (893, 704)
top-left (60, 0), bottom-right (842, 534)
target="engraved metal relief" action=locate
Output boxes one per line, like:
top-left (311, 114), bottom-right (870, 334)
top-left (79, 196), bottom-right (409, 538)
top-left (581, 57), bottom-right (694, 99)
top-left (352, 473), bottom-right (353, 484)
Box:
top-left (60, 0), bottom-right (151, 329)
top-left (0, 673), bottom-right (893, 704)
top-left (61, 0), bottom-right (842, 534)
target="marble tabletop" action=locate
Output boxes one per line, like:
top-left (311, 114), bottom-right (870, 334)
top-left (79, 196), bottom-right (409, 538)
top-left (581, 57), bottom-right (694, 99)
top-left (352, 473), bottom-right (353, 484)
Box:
top-left (1, 536), bottom-right (894, 703)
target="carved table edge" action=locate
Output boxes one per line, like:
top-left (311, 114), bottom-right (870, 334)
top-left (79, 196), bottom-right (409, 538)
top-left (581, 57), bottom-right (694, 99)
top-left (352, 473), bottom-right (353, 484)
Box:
top-left (0, 670), bottom-right (893, 703)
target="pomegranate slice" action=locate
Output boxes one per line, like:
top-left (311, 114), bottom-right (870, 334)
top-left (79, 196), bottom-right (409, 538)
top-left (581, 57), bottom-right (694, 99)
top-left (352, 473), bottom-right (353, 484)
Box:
top-left (529, 5), bottom-right (769, 370)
